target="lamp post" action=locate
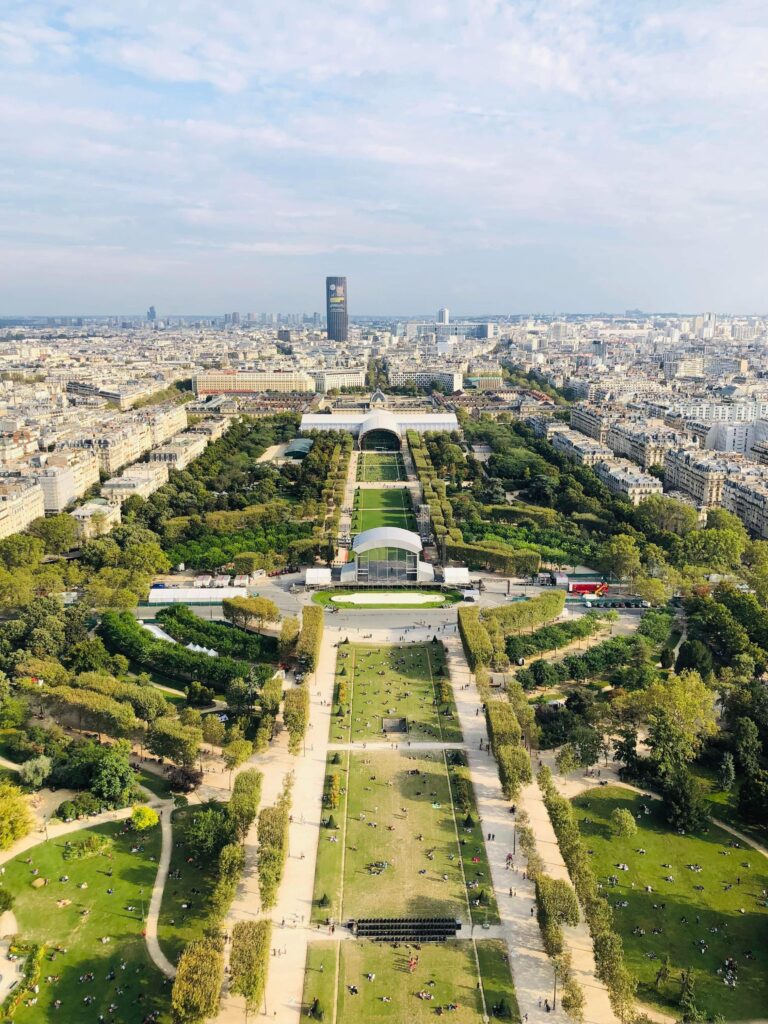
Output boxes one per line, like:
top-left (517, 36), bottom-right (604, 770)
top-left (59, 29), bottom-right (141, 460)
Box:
top-left (513, 822), bottom-right (516, 856)
top-left (553, 965), bottom-right (558, 1011)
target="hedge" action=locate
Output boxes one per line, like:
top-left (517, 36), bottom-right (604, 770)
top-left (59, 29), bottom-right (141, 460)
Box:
top-left (258, 781), bottom-right (291, 909)
top-left (230, 920), bottom-right (272, 1012)
top-left (171, 937), bottom-right (224, 1024)
top-left (445, 541), bottom-right (541, 576)
top-left (457, 606), bottom-right (494, 669)
top-left (157, 604), bottom-right (278, 662)
top-left (99, 610), bottom-right (259, 693)
top-left (296, 605), bottom-right (324, 671)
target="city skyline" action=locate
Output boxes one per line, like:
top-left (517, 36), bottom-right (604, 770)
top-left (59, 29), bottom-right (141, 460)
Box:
top-left (1, 1), bottom-right (767, 314)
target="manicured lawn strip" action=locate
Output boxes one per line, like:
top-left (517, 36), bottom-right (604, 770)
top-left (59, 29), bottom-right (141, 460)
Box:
top-left (302, 942), bottom-right (338, 1021)
top-left (351, 487), bottom-right (416, 533)
top-left (447, 755), bottom-right (499, 924)
top-left (336, 940), bottom-right (486, 1024)
top-left (157, 806), bottom-right (220, 964)
top-left (2, 821), bottom-right (169, 1024)
top-left (343, 750), bottom-right (467, 920)
top-left (476, 939), bottom-right (521, 1022)
top-left (335, 642), bottom-right (461, 744)
top-left (572, 787), bottom-right (768, 1020)
top-left (357, 454), bottom-right (406, 482)
top-left (311, 752), bottom-right (349, 924)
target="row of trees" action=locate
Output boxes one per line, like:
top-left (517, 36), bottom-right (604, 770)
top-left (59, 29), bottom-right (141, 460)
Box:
top-left (158, 603), bottom-right (278, 662)
top-left (257, 778), bottom-right (292, 909)
top-left (458, 590), bottom-right (566, 670)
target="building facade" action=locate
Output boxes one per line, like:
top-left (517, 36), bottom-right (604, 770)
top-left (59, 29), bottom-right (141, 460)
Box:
top-left (594, 459), bottom-right (663, 505)
top-left (194, 370), bottom-right (316, 395)
top-left (326, 276), bottom-right (348, 342)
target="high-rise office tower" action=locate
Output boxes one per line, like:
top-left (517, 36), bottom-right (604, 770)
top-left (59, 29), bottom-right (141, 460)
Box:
top-left (438, 307), bottom-right (449, 325)
top-left (326, 276), bottom-right (348, 342)
top-left (147, 305), bottom-right (157, 322)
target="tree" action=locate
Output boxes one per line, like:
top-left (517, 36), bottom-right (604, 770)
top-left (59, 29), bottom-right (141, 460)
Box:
top-left (186, 680), bottom-right (216, 706)
top-left (718, 752), bottom-right (736, 793)
top-left (225, 678), bottom-right (252, 717)
top-left (662, 769), bottom-right (709, 832)
top-left (202, 715), bottom-right (225, 749)
top-left (18, 754), bottom-right (52, 790)
top-left (91, 740), bottom-right (135, 805)
top-left (278, 616), bottom-right (300, 660)
top-left (675, 640), bottom-right (713, 678)
top-left (222, 595), bottom-right (279, 630)
top-left (0, 888), bottom-right (14, 912)
top-left (634, 576), bottom-right (670, 607)
top-left (610, 807), bottom-right (638, 838)
top-left (131, 805), bottom-right (159, 831)
top-left (538, 876), bottom-right (579, 926)
top-left (228, 769), bottom-right (262, 840)
top-left (598, 534), bottom-right (641, 585)
top-left (185, 804), bottom-right (235, 859)
top-left (733, 716), bottom-right (761, 774)
top-left (147, 718), bottom-right (201, 768)
top-left (28, 513), bottom-right (79, 554)
top-left (223, 738), bottom-right (253, 784)
top-left (633, 671), bottom-right (717, 769)
top-left (555, 743), bottom-right (580, 776)
top-left (0, 781), bottom-right (33, 850)
top-left (179, 707), bottom-right (203, 729)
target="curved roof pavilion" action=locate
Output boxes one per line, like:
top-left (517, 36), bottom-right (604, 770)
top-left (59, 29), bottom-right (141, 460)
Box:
top-left (352, 526), bottom-right (423, 556)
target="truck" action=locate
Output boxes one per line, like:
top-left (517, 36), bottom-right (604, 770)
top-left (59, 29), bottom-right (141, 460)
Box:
top-left (568, 581), bottom-right (609, 596)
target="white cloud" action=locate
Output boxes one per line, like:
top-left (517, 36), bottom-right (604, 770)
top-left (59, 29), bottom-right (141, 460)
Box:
top-left (0, 0), bottom-right (767, 311)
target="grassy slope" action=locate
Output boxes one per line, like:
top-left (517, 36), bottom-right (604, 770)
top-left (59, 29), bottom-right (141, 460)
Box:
top-left (572, 786), bottom-right (768, 1020)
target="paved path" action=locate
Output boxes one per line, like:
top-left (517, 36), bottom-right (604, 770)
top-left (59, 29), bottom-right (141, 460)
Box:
top-left (217, 624), bottom-right (339, 1023)
top-left (326, 740), bottom-right (464, 752)
top-left (144, 803), bottom-right (177, 978)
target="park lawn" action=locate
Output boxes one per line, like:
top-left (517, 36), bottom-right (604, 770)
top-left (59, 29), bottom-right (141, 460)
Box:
top-left (311, 752), bottom-right (349, 924)
top-left (156, 805), bottom-right (219, 964)
top-left (357, 453), bottom-right (406, 482)
top-left (572, 787), bottom-right (768, 1020)
top-left (352, 487), bottom-right (416, 533)
top-left (476, 939), bottom-right (521, 1021)
top-left (336, 940), bottom-right (485, 1024)
top-left (135, 767), bottom-right (174, 801)
top-left (334, 642), bottom-right (462, 744)
top-left (302, 942), bottom-right (338, 1021)
top-left (342, 750), bottom-right (468, 920)
top-left (689, 763), bottom-right (768, 847)
top-left (1, 821), bottom-right (169, 1024)
top-left (313, 589), bottom-right (454, 610)
top-left (447, 754), bottom-right (499, 925)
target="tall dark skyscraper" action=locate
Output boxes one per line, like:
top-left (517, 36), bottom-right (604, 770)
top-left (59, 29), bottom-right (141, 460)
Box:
top-left (326, 276), bottom-right (348, 342)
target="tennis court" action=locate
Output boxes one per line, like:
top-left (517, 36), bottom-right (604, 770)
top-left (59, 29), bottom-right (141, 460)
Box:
top-left (357, 452), bottom-right (406, 482)
top-left (352, 487), bottom-right (416, 532)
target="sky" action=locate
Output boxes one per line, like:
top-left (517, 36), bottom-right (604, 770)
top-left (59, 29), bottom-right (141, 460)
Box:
top-left (1, 0), bottom-right (767, 316)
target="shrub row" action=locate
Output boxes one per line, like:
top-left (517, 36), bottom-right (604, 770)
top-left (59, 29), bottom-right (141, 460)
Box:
top-left (157, 604), bottom-right (278, 662)
top-left (257, 779), bottom-right (292, 909)
top-left (538, 767), bottom-right (637, 1021)
top-left (295, 606), bottom-right (324, 671)
top-left (444, 541), bottom-right (541, 577)
top-left (230, 920), bottom-right (272, 1013)
top-left (171, 937), bottom-right (225, 1024)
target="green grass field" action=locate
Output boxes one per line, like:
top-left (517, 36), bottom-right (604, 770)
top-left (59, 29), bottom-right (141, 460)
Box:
top-left (573, 787), bottom-right (768, 1020)
top-left (341, 750), bottom-right (468, 920)
top-left (690, 763), bottom-right (768, 847)
top-left (156, 805), bottom-right (219, 964)
top-left (331, 642), bottom-right (462, 744)
top-left (352, 487), bottom-right (416, 533)
top-left (1, 821), bottom-right (169, 1024)
top-left (313, 589), bottom-right (457, 609)
top-left (357, 453), bottom-right (407, 482)
top-left (303, 939), bottom-right (519, 1023)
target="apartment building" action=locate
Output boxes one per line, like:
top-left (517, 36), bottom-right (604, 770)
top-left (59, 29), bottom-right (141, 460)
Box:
top-left (142, 404), bottom-right (188, 447)
top-left (45, 450), bottom-right (100, 500)
top-left (186, 418), bottom-right (230, 442)
top-left (312, 368), bottom-right (366, 393)
top-left (386, 367), bottom-right (464, 392)
top-left (570, 403), bottom-right (617, 443)
top-left (194, 370), bottom-right (316, 395)
top-left (594, 459), bottom-right (663, 505)
top-left (148, 433), bottom-right (208, 471)
top-left (63, 422), bottom-right (154, 476)
top-left (722, 477), bottom-right (768, 539)
top-left (101, 462), bottom-right (169, 507)
top-left (70, 499), bottom-right (121, 540)
top-left (0, 475), bottom-right (45, 539)
top-left (605, 423), bottom-right (680, 470)
top-left (552, 429), bottom-right (614, 466)
top-left (663, 448), bottom-right (763, 506)
top-left (37, 464), bottom-right (78, 514)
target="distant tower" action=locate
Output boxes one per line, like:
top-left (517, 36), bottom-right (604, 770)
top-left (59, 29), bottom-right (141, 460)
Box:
top-left (147, 305), bottom-right (157, 322)
top-left (326, 276), bottom-right (348, 342)
top-left (438, 307), bottom-right (449, 325)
